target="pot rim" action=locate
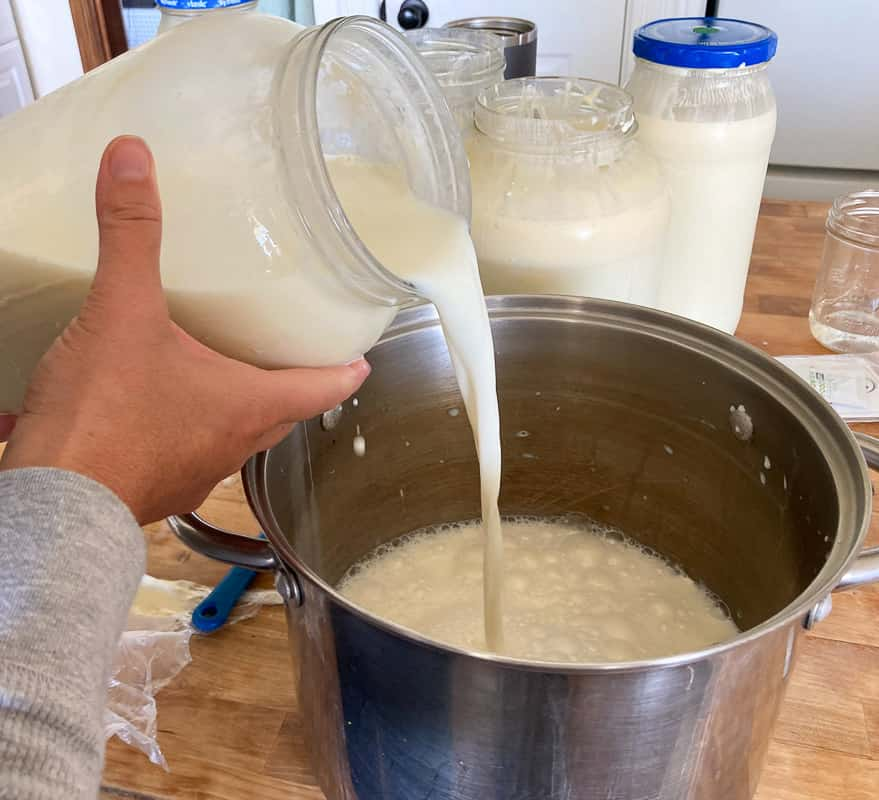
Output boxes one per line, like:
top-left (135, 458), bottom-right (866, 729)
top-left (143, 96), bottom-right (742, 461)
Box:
top-left (247, 295), bottom-right (872, 674)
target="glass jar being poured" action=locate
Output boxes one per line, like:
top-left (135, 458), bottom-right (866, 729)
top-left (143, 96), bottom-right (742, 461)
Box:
top-left (0, 12), bottom-right (506, 652)
top-left (467, 77), bottom-right (669, 305)
top-left (0, 14), bottom-right (472, 413)
top-left (405, 27), bottom-right (506, 134)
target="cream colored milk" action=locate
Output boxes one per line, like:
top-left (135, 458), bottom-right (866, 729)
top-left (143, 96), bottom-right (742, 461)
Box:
top-left (0, 15), bottom-right (420, 414)
top-left (340, 518), bottom-right (738, 662)
top-left (467, 135), bottom-right (669, 305)
top-left (0, 155), bottom-right (506, 649)
top-left (635, 110), bottom-right (777, 333)
top-left (327, 158), bottom-right (505, 652)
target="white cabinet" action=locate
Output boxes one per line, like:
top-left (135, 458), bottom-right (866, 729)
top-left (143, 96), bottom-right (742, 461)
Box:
top-left (0, 38), bottom-right (32, 116)
top-left (720, 0), bottom-right (879, 172)
top-left (0, 0), bottom-right (16, 45)
top-left (0, 0), bottom-right (34, 117)
top-left (316, 1), bottom-right (704, 85)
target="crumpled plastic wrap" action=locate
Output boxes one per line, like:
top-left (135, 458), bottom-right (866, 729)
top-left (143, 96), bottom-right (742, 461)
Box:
top-left (104, 574), bottom-right (282, 769)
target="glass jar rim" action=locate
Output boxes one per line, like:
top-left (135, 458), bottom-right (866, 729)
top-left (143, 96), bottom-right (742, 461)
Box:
top-left (276, 17), bottom-right (471, 306)
top-left (475, 77), bottom-right (636, 158)
top-left (827, 191), bottom-right (879, 248)
top-left (405, 28), bottom-right (506, 89)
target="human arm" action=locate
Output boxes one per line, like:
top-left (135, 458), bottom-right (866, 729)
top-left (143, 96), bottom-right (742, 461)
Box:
top-left (0, 136), bottom-right (369, 798)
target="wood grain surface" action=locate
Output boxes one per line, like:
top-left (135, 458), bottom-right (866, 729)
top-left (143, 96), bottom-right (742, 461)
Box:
top-left (94, 199), bottom-right (878, 798)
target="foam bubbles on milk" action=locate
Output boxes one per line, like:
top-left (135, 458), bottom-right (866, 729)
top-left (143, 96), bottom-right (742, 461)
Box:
top-left (339, 517), bottom-right (738, 663)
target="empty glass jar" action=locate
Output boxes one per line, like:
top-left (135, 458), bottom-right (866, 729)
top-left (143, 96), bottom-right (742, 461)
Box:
top-left (467, 78), bottom-right (669, 304)
top-left (810, 191), bottom-right (879, 353)
top-left (406, 27), bottom-right (505, 134)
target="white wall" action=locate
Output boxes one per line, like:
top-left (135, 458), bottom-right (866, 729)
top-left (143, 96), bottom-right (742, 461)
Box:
top-left (11, 0), bottom-right (82, 97)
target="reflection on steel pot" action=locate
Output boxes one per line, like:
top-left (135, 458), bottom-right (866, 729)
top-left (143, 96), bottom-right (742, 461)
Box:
top-left (171, 296), bottom-right (879, 800)
top-left (445, 16), bottom-right (536, 78)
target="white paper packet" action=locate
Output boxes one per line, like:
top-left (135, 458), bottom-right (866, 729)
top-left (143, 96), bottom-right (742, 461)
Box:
top-left (776, 353), bottom-right (879, 422)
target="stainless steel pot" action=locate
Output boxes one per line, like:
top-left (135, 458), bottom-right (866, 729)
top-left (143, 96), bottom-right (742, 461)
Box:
top-left (172, 296), bottom-right (879, 800)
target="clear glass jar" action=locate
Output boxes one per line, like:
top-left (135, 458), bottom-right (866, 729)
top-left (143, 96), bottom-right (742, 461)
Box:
top-left (0, 15), bottom-right (469, 413)
top-left (467, 77), bottom-right (669, 305)
top-left (625, 17), bottom-right (777, 333)
top-left (405, 27), bottom-right (505, 134)
top-left (810, 191), bottom-right (879, 353)
top-left (156, 0), bottom-right (259, 35)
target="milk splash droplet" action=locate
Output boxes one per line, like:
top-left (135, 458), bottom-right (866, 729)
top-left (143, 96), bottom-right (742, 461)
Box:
top-left (353, 424), bottom-right (366, 458)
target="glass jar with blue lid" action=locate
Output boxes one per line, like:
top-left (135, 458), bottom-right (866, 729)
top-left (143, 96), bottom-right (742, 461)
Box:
top-left (624, 18), bottom-right (778, 334)
top-left (156, 0), bottom-right (259, 35)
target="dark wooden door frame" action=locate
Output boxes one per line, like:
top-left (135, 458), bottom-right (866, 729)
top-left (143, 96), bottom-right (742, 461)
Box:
top-left (68, 0), bottom-right (128, 72)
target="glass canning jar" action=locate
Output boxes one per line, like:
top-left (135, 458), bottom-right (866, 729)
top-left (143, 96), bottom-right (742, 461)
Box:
top-left (406, 27), bottom-right (505, 134)
top-left (468, 77), bottom-right (669, 305)
top-left (0, 15), bottom-right (469, 413)
top-left (625, 17), bottom-right (777, 333)
top-left (810, 191), bottom-right (879, 353)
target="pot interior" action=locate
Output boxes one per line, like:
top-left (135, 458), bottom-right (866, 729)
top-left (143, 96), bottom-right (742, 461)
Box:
top-left (257, 297), bottom-right (867, 637)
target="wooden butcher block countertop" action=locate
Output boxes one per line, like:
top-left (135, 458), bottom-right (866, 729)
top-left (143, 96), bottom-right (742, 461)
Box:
top-left (98, 200), bottom-right (879, 800)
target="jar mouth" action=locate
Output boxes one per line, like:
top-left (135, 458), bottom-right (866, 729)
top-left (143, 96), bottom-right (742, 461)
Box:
top-left (827, 191), bottom-right (879, 248)
top-left (405, 28), bottom-right (506, 90)
top-left (475, 77), bottom-right (637, 159)
top-left (276, 17), bottom-right (471, 306)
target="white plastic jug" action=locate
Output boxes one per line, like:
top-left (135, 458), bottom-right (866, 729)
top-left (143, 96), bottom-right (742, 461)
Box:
top-left (0, 15), bottom-right (469, 412)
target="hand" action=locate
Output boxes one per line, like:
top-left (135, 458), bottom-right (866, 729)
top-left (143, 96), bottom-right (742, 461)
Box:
top-left (0, 136), bottom-right (370, 524)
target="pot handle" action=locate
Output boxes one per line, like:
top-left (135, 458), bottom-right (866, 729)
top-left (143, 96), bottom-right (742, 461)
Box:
top-left (167, 513), bottom-right (279, 572)
top-left (834, 433), bottom-right (879, 591)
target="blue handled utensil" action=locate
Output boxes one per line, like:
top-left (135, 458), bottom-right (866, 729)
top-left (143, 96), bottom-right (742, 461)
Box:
top-left (191, 533), bottom-right (265, 633)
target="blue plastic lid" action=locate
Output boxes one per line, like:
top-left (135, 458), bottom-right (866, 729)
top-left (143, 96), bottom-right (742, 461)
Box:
top-left (156, 0), bottom-right (253, 9)
top-left (633, 17), bottom-right (777, 69)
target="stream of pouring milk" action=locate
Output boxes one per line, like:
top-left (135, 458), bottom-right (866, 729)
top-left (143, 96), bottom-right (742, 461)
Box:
top-left (326, 158), bottom-right (506, 652)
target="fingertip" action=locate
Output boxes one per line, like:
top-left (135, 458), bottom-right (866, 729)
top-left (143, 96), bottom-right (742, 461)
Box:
top-left (349, 357), bottom-right (372, 383)
top-left (106, 135), bottom-right (153, 181)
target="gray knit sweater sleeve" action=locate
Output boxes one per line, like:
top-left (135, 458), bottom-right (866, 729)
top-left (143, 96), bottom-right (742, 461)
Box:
top-left (0, 468), bottom-right (146, 799)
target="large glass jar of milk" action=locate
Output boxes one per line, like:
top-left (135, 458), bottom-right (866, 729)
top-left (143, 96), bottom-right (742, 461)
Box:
top-left (406, 28), bottom-right (505, 134)
top-left (156, 0), bottom-right (258, 35)
top-left (468, 78), bottom-right (669, 304)
top-left (625, 17), bottom-right (777, 333)
top-left (0, 14), bottom-right (470, 413)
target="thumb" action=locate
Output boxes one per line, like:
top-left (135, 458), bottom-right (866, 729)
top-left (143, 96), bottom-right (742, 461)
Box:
top-left (91, 136), bottom-right (165, 318)
top-left (256, 359), bottom-right (372, 427)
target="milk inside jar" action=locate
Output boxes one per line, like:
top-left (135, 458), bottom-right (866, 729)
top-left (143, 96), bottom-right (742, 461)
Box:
top-left (626, 18), bottom-right (778, 333)
top-left (467, 78), bottom-right (669, 305)
top-left (0, 14), bottom-right (473, 412)
top-left (0, 13), bottom-right (509, 649)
